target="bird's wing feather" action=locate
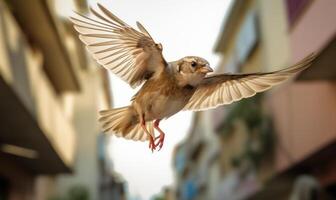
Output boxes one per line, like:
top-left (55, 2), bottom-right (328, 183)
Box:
top-left (183, 53), bottom-right (316, 111)
top-left (70, 3), bottom-right (166, 88)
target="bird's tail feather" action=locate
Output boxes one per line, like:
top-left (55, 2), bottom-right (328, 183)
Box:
top-left (99, 106), bottom-right (153, 141)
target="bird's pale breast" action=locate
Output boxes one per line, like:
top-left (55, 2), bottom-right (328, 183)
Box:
top-left (132, 72), bottom-right (194, 121)
top-left (147, 95), bottom-right (187, 120)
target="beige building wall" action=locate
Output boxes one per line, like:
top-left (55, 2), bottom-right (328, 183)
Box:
top-left (207, 0), bottom-right (291, 197)
top-left (56, 68), bottom-right (108, 200)
top-left (0, 0), bottom-right (77, 169)
top-left (0, 0), bottom-right (113, 200)
top-left (55, 27), bottom-right (111, 200)
top-left (258, 0), bottom-right (290, 70)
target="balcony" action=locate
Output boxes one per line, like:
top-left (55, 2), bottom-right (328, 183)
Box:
top-left (6, 0), bottom-right (81, 93)
top-left (0, 1), bottom-right (76, 174)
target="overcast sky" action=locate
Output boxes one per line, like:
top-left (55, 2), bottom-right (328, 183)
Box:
top-left (58, 0), bottom-right (233, 199)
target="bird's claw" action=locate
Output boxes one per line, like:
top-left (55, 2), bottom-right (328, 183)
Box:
top-left (148, 136), bottom-right (156, 152)
top-left (148, 134), bottom-right (164, 152)
top-left (154, 134), bottom-right (165, 151)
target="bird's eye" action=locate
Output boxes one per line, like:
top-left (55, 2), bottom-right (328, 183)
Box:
top-left (191, 61), bottom-right (197, 67)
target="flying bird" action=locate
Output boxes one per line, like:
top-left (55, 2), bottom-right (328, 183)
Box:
top-left (70, 4), bottom-right (316, 151)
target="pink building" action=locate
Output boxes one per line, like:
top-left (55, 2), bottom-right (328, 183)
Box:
top-left (271, 0), bottom-right (336, 178)
top-left (260, 0), bottom-right (336, 198)
top-left (212, 0), bottom-right (336, 199)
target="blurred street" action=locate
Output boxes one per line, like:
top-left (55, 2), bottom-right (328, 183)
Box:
top-left (0, 0), bottom-right (335, 200)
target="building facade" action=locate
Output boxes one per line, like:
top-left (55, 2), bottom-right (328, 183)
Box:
top-left (174, 0), bottom-right (336, 199)
top-left (0, 0), bottom-right (121, 199)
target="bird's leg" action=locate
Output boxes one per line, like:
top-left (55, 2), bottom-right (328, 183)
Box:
top-left (154, 119), bottom-right (165, 151)
top-left (140, 114), bottom-right (156, 152)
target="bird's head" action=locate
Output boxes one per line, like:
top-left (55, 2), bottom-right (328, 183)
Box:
top-left (175, 56), bottom-right (213, 86)
top-left (177, 56), bottom-right (213, 74)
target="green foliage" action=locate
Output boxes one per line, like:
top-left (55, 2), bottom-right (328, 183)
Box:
top-left (152, 193), bottom-right (165, 200)
top-left (152, 196), bottom-right (164, 200)
top-left (218, 94), bottom-right (264, 136)
top-left (218, 94), bottom-right (275, 167)
top-left (49, 185), bottom-right (90, 200)
top-left (67, 185), bottom-right (89, 200)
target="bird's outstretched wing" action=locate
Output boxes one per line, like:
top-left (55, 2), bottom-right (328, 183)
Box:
top-left (184, 53), bottom-right (316, 111)
top-left (70, 3), bottom-right (166, 88)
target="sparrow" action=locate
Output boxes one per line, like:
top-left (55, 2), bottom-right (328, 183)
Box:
top-left (70, 4), bottom-right (316, 152)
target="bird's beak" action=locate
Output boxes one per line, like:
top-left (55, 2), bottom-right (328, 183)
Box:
top-left (199, 64), bottom-right (213, 73)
